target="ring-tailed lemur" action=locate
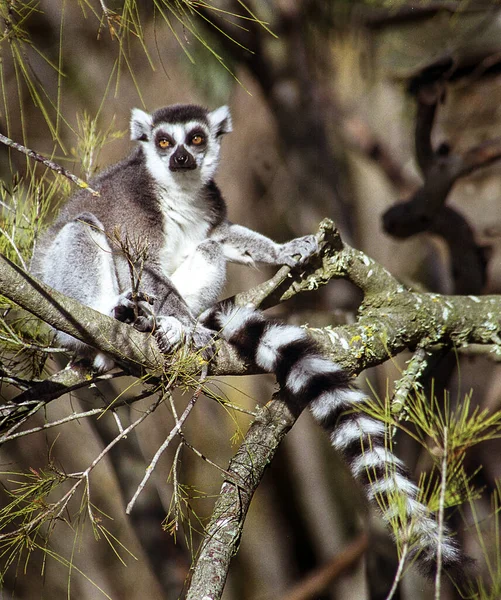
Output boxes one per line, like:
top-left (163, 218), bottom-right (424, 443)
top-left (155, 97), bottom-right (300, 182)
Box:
top-left (32, 103), bottom-right (464, 579)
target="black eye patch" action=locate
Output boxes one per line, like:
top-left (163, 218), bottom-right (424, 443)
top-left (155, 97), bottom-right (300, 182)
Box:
top-left (186, 127), bottom-right (207, 147)
top-left (155, 131), bottom-right (176, 149)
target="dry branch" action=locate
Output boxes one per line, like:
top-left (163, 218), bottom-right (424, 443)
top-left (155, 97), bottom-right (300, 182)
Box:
top-left (0, 133), bottom-right (100, 195)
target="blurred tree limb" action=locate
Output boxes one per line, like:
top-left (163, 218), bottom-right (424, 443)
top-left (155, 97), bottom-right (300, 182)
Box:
top-left (278, 533), bottom-right (369, 600)
top-left (360, 1), bottom-right (501, 29)
top-left (383, 66), bottom-right (501, 243)
top-left (345, 56), bottom-right (498, 295)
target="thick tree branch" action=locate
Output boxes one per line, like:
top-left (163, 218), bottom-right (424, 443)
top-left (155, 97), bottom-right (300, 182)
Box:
top-left (185, 390), bottom-right (297, 599)
top-left (0, 253), bottom-right (163, 376)
top-left (3, 223), bottom-right (501, 388)
top-left (3, 225), bottom-right (501, 597)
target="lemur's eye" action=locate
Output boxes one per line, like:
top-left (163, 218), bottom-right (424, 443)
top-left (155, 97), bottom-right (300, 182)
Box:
top-left (191, 134), bottom-right (205, 146)
top-left (158, 138), bottom-right (171, 149)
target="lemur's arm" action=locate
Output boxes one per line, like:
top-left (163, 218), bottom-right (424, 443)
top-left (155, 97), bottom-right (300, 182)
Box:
top-left (211, 222), bottom-right (318, 268)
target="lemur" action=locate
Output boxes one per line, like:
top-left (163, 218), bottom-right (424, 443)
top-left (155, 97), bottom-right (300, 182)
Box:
top-left (32, 103), bottom-right (464, 579)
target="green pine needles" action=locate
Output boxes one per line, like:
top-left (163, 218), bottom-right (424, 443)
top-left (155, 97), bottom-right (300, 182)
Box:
top-left (358, 378), bottom-right (501, 599)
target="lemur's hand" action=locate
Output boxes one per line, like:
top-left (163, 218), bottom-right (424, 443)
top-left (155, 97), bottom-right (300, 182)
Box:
top-left (276, 234), bottom-right (319, 267)
top-left (154, 316), bottom-right (216, 358)
top-left (112, 290), bottom-right (156, 325)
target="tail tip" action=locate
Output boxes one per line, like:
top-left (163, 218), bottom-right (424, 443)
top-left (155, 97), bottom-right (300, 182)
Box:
top-left (416, 548), bottom-right (475, 591)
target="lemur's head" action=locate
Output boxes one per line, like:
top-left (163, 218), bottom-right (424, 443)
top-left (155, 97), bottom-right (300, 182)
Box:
top-left (130, 104), bottom-right (232, 186)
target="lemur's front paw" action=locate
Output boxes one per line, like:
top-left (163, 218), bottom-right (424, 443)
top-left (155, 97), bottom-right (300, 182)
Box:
top-left (277, 234), bottom-right (319, 267)
top-left (154, 317), bottom-right (216, 358)
top-left (112, 290), bottom-right (156, 327)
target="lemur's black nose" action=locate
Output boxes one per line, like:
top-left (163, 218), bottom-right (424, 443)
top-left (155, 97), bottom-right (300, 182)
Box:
top-left (170, 145), bottom-right (197, 171)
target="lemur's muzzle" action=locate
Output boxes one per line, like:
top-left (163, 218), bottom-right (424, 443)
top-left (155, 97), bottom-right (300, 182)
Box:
top-left (170, 145), bottom-right (197, 171)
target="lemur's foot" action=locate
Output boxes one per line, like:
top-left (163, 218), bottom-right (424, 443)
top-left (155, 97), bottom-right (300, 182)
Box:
top-left (154, 316), bottom-right (216, 359)
top-left (277, 234), bottom-right (319, 267)
top-left (112, 290), bottom-right (156, 326)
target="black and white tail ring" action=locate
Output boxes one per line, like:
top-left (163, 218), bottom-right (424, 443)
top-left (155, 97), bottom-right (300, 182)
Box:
top-left (202, 302), bottom-right (464, 579)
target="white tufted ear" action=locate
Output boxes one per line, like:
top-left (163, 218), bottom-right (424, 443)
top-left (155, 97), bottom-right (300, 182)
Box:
top-left (130, 108), bottom-right (153, 141)
top-left (208, 105), bottom-right (232, 137)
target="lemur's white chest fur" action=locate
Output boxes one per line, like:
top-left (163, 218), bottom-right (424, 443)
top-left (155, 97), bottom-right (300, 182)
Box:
top-left (154, 178), bottom-right (211, 276)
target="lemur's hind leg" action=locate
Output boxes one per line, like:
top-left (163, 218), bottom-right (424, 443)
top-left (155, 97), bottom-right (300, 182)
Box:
top-left (145, 240), bottom-right (226, 357)
top-left (41, 212), bottom-right (122, 371)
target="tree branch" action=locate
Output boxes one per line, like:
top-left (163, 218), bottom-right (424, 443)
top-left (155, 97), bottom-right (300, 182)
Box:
top-left (3, 224), bottom-right (501, 597)
top-left (3, 222), bottom-right (501, 389)
top-left (0, 133), bottom-right (100, 196)
top-left (185, 390), bottom-right (297, 599)
top-left (0, 253), bottom-right (162, 377)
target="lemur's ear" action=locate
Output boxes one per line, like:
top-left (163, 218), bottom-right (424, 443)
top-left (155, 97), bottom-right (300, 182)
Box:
top-left (130, 108), bottom-right (153, 141)
top-left (208, 105), bottom-right (232, 137)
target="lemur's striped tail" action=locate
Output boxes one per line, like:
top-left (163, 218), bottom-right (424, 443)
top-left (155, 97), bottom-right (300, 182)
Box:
top-left (202, 303), bottom-right (465, 579)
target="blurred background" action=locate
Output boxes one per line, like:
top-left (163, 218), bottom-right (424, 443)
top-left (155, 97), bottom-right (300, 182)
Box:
top-left (1, 1), bottom-right (501, 599)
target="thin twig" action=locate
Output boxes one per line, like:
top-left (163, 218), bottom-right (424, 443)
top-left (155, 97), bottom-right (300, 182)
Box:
top-left (167, 384), bottom-right (243, 485)
top-left (0, 384), bottom-right (156, 443)
top-left (171, 441), bottom-right (183, 532)
top-left (0, 133), bottom-right (99, 196)
top-left (0, 407), bottom-right (105, 444)
top-left (0, 317), bottom-right (66, 353)
top-left (0, 377), bottom-right (30, 390)
top-left (385, 542), bottom-right (409, 600)
top-left (111, 409), bottom-right (125, 434)
top-left (126, 365), bottom-right (208, 514)
top-left (0, 393), bottom-right (165, 541)
top-left (180, 436), bottom-right (235, 480)
top-left (217, 398), bottom-right (258, 417)
top-left (0, 400), bottom-right (46, 439)
top-left (0, 226), bottom-right (27, 270)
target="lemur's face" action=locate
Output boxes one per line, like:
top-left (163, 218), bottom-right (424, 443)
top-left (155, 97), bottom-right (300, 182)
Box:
top-left (154, 123), bottom-right (207, 172)
top-left (130, 104), bottom-right (232, 185)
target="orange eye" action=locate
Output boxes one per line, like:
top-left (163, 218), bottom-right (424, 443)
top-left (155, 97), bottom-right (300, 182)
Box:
top-left (191, 134), bottom-right (204, 146)
top-left (158, 138), bottom-right (171, 149)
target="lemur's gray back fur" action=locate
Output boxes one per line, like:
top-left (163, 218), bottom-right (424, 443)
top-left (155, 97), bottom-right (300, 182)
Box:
top-left (32, 103), bottom-right (466, 580)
